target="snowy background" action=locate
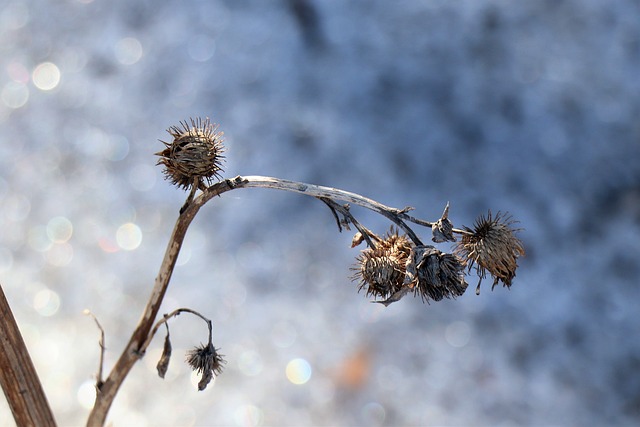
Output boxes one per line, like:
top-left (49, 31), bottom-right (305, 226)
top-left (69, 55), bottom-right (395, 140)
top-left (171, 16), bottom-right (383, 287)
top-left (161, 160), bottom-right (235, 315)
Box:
top-left (1, 0), bottom-right (640, 425)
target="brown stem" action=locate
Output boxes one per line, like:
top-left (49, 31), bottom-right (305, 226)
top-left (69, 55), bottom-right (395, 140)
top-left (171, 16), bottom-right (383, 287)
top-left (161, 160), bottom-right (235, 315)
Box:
top-left (87, 175), bottom-right (458, 426)
top-left (86, 179), bottom-right (235, 427)
top-left (233, 176), bottom-right (470, 235)
top-left (141, 308), bottom-right (212, 355)
top-left (0, 283), bottom-right (57, 427)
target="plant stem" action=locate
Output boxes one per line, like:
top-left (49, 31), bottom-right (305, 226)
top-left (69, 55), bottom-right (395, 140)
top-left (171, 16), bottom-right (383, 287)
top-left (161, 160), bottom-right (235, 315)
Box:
top-left (87, 175), bottom-right (465, 426)
top-left (219, 176), bottom-right (470, 236)
top-left (85, 179), bottom-right (223, 426)
top-left (141, 308), bottom-right (212, 354)
top-left (0, 283), bottom-right (57, 427)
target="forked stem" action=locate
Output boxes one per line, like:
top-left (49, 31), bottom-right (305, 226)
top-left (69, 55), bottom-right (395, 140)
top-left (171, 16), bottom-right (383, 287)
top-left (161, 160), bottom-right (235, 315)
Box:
top-left (87, 175), bottom-right (466, 426)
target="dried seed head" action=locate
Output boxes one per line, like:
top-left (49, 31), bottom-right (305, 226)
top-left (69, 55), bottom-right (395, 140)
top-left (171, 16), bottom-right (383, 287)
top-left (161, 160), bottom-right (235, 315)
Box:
top-left (156, 117), bottom-right (225, 190)
top-left (186, 343), bottom-right (226, 391)
top-left (156, 331), bottom-right (172, 379)
top-left (405, 246), bottom-right (468, 302)
top-left (351, 228), bottom-right (412, 301)
top-left (454, 211), bottom-right (525, 293)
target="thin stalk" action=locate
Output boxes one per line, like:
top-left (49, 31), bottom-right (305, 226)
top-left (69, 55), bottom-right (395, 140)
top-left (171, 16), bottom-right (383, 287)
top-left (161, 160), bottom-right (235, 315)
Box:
top-left (87, 175), bottom-right (464, 426)
top-left (141, 308), bottom-right (212, 354)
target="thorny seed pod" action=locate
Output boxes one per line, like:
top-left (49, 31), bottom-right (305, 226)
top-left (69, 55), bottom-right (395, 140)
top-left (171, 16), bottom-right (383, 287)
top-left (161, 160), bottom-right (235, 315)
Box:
top-left (454, 211), bottom-right (525, 294)
top-left (404, 246), bottom-right (468, 302)
top-left (156, 117), bottom-right (225, 190)
top-left (186, 343), bottom-right (226, 391)
top-left (351, 228), bottom-right (412, 301)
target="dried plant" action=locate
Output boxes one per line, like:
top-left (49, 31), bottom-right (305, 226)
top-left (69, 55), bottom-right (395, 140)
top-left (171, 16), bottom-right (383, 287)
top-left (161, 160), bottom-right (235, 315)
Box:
top-left (0, 116), bottom-right (525, 427)
top-left (186, 343), bottom-right (226, 391)
top-left (352, 228), bottom-right (413, 301)
top-left (454, 211), bottom-right (525, 294)
top-left (156, 117), bottom-right (225, 190)
top-left (84, 116), bottom-right (525, 426)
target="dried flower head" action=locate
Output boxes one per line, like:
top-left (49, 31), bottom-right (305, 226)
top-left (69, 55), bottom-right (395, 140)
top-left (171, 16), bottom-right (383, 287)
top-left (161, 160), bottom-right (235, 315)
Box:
top-left (156, 331), bottom-right (172, 379)
top-left (186, 343), bottom-right (225, 391)
top-left (454, 211), bottom-right (525, 293)
top-left (352, 228), bottom-right (412, 301)
top-left (156, 117), bottom-right (225, 190)
top-left (405, 246), bottom-right (468, 302)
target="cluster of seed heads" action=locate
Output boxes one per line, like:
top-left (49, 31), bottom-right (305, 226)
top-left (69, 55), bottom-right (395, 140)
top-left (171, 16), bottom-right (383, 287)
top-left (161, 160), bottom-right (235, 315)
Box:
top-left (352, 228), bottom-right (469, 305)
top-left (352, 211), bottom-right (524, 304)
top-left (152, 117), bottom-right (526, 391)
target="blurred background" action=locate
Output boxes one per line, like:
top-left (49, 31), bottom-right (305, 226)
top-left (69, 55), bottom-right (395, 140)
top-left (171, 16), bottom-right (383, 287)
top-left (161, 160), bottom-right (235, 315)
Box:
top-left (1, 0), bottom-right (639, 425)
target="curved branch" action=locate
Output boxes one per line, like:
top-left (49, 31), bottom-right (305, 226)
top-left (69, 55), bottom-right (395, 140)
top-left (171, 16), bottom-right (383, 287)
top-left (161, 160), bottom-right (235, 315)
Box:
top-left (87, 174), bottom-right (461, 426)
top-left (141, 308), bottom-right (212, 355)
top-left (203, 176), bottom-right (468, 236)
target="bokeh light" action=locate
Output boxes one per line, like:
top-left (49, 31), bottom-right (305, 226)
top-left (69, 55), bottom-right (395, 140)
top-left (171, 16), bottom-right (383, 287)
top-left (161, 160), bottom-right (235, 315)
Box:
top-left (234, 404), bottom-right (263, 427)
top-left (45, 242), bottom-right (74, 267)
top-left (116, 222), bottom-right (142, 251)
top-left (237, 350), bottom-right (264, 377)
top-left (47, 216), bottom-right (73, 243)
top-left (32, 62), bottom-right (61, 91)
top-left (114, 37), bottom-right (143, 65)
top-left (188, 35), bottom-right (216, 62)
top-left (77, 380), bottom-right (96, 410)
top-left (445, 321), bottom-right (471, 348)
top-left (285, 358), bottom-right (312, 385)
top-left (1, 81), bottom-right (29, 108)
top-left (33, 288), bottom-right (61, 316)
top-left (270, 321), bottom-right (297, 348)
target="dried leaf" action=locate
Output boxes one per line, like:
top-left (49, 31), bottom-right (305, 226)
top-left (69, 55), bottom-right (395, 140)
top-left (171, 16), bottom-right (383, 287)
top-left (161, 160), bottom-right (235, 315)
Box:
top-left (156, 332), bottom-right (172, 379)
top-left (374, 286), bottom-right (410, 306)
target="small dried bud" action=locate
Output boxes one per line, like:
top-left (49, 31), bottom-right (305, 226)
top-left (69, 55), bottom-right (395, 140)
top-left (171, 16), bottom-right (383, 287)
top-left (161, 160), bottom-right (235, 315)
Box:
top-left (186, 343), bottom-right (225, 391)
top-left (405, 246), bottom-right (468, 302)
top-left (454, 211), bottom-right (525, 293)
top-left (351, 232), bottom-right (365, 248)
top-left (156, 332), bottom-right (172, 379)
top-left (351, 229), bottom-right (412, 301)
top-left (156, 117), bottom-right (225, 190)
top-left (432, 202), bottom-right (456, 243)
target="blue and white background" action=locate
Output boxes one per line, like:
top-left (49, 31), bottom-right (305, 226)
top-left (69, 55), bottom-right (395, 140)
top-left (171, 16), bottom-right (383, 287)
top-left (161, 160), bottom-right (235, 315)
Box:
top-left (1, 0), bottom-right (639, 425)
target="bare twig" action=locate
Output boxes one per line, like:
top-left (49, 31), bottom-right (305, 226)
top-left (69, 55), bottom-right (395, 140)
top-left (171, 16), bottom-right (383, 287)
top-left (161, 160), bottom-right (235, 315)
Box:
top-left (83, 310), bottom-right (106, 388)
top-left (319, 197), bottom-right (378, 248)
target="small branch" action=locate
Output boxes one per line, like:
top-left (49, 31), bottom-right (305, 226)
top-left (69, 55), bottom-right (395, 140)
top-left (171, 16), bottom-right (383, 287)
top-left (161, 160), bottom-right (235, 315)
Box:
top-left (319, 198), bottom-right (376, 248)
top-left (0, 283), bottom-right (57, 427)
top-left (83, 310), bottom-right (106, 388)
top-left (141, 308), bottom-right (212, 355)
top-left (220, 176), bottom-right (464, 239)
top-left (86, 180), bottom-right (235, 427)
top-left (87, 174), bottom-right (466, 426)
top-left (318, 197), bottom-right (347, 233)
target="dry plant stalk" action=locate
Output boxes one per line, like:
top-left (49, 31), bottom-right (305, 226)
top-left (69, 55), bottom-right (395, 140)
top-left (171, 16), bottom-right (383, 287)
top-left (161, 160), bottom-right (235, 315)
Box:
top-left (0, 285), bottom-right (56, 427)
top-left (77, 117), bottom-right (523, 425)
top-left (0, 117), bottom-right (524, 426)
